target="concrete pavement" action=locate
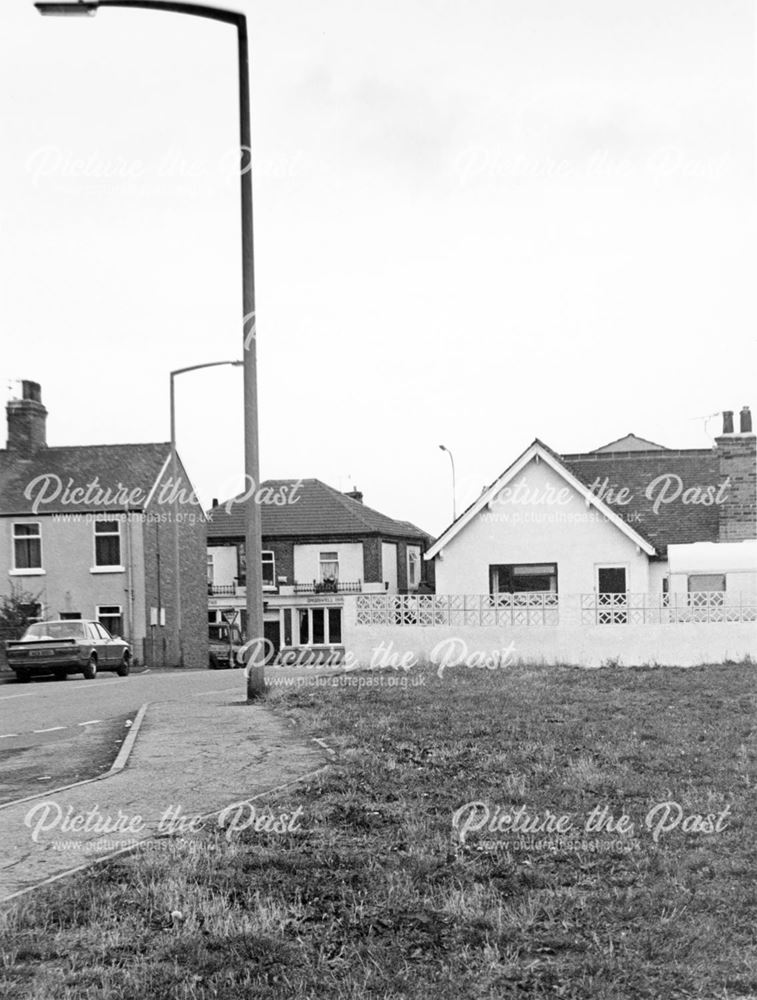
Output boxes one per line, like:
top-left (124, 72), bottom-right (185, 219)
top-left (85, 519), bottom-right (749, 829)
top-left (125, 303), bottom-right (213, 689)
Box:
top-left (0, 678), bottom-right (328, 902)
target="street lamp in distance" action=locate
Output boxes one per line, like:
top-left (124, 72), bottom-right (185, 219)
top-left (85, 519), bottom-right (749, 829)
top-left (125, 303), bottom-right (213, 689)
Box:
top-left (438, 444), bottom-right (457, 523)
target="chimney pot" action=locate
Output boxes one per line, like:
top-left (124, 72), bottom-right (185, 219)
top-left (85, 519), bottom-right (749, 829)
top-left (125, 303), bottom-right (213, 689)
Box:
top-left (722, 410), bottom-right (734, 434)
top-left (345, 488), bottom-right (363, 504)
top-left (212, 498), bottom-right (218, 508)
top-left (22, 380), bottom-right (42, 403)
top-left (740, 406), bottom-right (753, 434)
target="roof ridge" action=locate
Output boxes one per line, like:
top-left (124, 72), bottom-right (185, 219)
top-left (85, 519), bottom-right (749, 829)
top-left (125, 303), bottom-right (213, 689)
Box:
top-left (0, 441), bottom-right (171, 454)
top-left (562, 448), bottom-right (715, 459)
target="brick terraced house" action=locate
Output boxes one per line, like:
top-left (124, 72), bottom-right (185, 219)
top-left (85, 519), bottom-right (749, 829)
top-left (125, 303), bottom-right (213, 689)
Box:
top-left (206, 479), bottom-right (433, 658)
top-left (0, 381), bottom-right (207, 669)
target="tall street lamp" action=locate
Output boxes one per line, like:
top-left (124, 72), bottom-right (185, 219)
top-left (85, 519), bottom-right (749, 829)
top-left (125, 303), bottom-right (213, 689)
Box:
top-left (34, 0), bottom-right (266, 699)
top-left (438, 444), bottom-right (457, 522)
top-left (170, 360), bottom-right (242, 669)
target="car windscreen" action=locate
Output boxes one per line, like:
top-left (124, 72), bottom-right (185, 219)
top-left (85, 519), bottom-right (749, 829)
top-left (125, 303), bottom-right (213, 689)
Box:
top-left (23, 622), bottom-right (87, 640)
top-left (210, 626), bottom-right (243, 643)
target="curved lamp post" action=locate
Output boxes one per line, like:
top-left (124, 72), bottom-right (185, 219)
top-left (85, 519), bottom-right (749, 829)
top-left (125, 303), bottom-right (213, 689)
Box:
top-left (34, 0), bottom-right (265, 698)
top-left (438, 444), bottom-right (457, 522)
top-left (170, 360), bottom-right (242, 669)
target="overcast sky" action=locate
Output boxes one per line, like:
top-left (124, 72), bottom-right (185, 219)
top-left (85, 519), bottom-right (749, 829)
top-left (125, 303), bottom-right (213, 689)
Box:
top-left (1, 0), bottom-right (754, 536)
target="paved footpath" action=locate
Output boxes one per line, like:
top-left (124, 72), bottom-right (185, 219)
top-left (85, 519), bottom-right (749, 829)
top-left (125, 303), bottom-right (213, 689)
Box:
top-left (0, 684), bottom-right (327, 902)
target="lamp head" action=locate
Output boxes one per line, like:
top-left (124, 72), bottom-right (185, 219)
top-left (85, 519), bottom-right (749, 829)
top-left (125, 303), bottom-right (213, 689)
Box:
top-left (35, 2), bottom-right (98, 15)
top-left (439, 444), bottom-right (447, 452)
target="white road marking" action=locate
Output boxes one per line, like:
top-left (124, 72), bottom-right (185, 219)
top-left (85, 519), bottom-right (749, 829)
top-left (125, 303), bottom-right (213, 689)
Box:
top-left (78, 720), bottom-right (102, 726)
top-left (47, 679), bottom-right (126, 693)
top-left (33, 726), bottom-right (66, 733)
top-left (192, 687), bottom-right (240, 697)
top-left (0, 733), bottom-right (19, 739)
top-left (0, 692), bottom-right (36, 701)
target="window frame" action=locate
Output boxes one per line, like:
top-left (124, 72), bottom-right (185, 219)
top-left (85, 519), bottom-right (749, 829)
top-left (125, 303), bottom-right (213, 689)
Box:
top-left (11, 521), bottom-right (43, 573)
top-left (93, 519), bottom-right (123, 570)
top-left (489, 562), bottom-right (558, 595)
top-left (319, 551), bottom-right (339, 583)
top-left (262, 550), bottom-right (276, 590)
top-left (687, 573), bottom-right (726, 593)
top-left (293, 605), bottom-right (343, 646)
top-left (595, 564), bottom-right (629, 596)
top-left (407, 545), bottom-right (421, 589)
top-left (97, 605), bottom-right (123, 638)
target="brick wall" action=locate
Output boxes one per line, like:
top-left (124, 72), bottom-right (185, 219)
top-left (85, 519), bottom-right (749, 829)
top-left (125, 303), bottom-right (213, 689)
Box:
top-left (210, 532), bottom-right (433, 591)
top-left (717, 435), bottom-right (757, 542)
top-left (363, 537), bottom-right (382, 583)
top-left (267, 539), bottom-right (294, 584)
top-left (142, 461), bottom-right (208, 669)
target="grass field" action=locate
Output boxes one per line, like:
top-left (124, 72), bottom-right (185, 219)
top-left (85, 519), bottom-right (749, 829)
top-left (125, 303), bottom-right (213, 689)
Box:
top-left (2, 662), bottom-right (756, 999)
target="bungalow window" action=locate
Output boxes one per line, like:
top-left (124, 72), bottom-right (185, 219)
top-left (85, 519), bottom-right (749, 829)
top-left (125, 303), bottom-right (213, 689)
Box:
top-left (94, 520), bottom-right (121, 567)
top-left (262, 551), bottom-right (275, 588)
top-left (490, 563), bottom-right (558, 594)
top-left (13, 522), bottom-right (42, 570)
top-left (319, 552), bottom-right (339, 583)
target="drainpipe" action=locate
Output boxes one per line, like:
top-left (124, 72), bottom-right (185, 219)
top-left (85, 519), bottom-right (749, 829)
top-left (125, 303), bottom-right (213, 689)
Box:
top-left (125, 505), bottom-right (135, 651)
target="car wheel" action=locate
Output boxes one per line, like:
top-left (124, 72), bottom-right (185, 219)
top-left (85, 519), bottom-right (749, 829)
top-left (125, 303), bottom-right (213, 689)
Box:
top-left (16, 669), bottom-right (31, 683)
top-left (209, 653), bottom-right (220, 670)
top-left (54, 667), bottom-right (67, 682)
top-left (83, 655), bottom-right (97, 680)
top-left (116, 653), bottom-right (131, 677)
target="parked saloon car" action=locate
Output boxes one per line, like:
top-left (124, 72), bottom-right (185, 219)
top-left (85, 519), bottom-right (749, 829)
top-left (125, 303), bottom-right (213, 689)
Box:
top-left (5, 620), bottom-right (131, 682)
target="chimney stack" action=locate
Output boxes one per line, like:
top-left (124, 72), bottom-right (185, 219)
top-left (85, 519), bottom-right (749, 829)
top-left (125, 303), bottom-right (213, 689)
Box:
top-left (6, 381), bottom-right (47, 458)
top-left (716, 405), bottom-right (756, 542)
top-left (344, 488), bottom-right (363, 504)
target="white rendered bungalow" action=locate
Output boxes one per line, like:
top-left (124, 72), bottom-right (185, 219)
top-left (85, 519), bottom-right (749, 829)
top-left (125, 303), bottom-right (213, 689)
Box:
top-left (426, 410), bottom-right (756, 610)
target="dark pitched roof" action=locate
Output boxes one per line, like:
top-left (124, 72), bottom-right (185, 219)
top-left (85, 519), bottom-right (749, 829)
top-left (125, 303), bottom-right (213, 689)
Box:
top-left (207, 479), bottom-right (430, 542)
top-left (0, 443), bottom-right (172, 515)
top-left (561, 447), bottom-right (721, 555)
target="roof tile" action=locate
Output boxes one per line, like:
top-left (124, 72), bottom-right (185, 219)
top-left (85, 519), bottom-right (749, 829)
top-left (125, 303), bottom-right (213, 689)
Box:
top-left (0, 443), bottom-right (172, 515)
top-left (207, 479), bottom-right (430, 541)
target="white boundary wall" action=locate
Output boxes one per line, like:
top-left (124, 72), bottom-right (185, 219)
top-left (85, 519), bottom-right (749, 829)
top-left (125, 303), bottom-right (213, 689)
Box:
top-left (341, 597), bottom-right (757, 668)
